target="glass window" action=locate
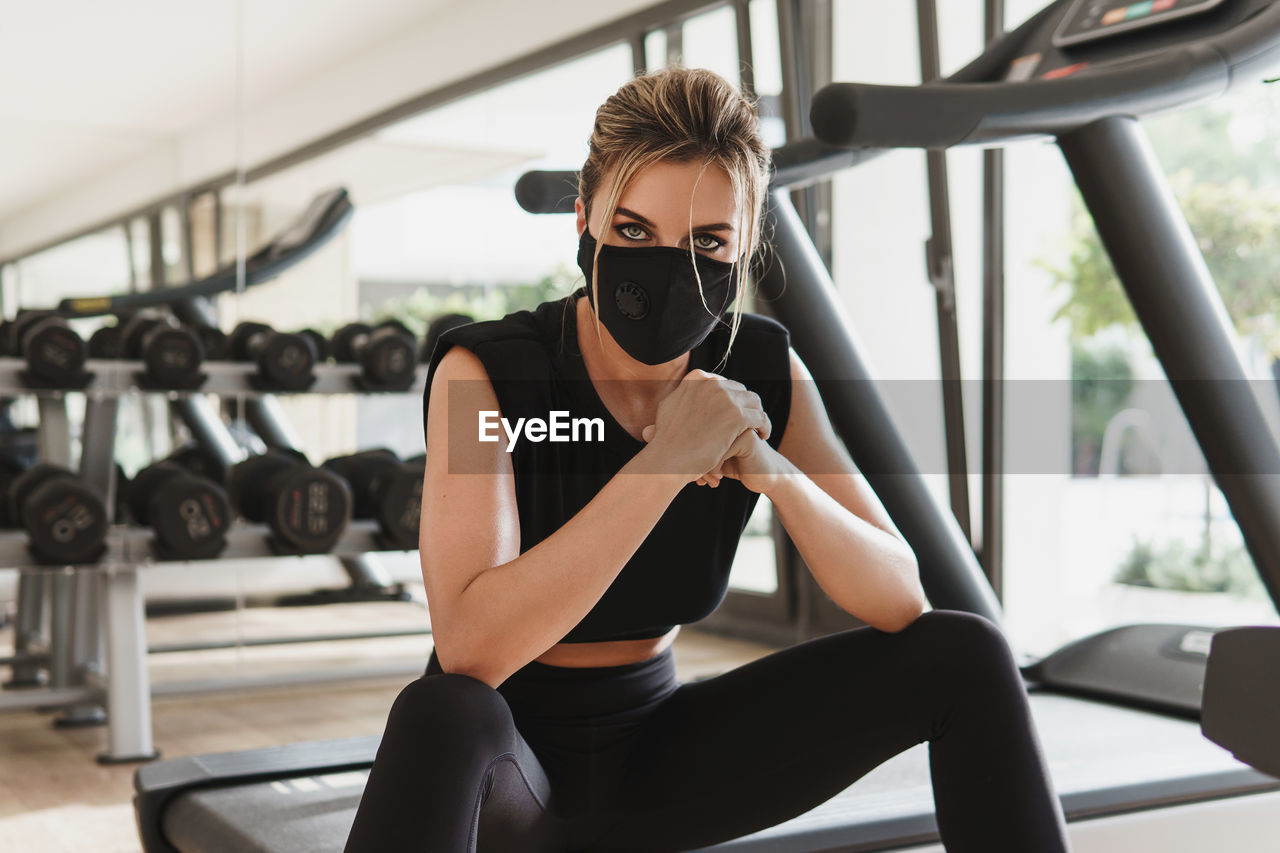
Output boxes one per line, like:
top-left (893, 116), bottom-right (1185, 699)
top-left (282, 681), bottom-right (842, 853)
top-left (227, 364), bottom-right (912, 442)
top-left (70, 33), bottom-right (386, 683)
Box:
top-left (1000, 75), bottom-right (1280, 658)
top-left (15, 228), bottom-right (130, 309)
top-left (749, 0), bottom-right (786, 148)
top-left (161, 204), bottom-right (186, 284)
top-left (680, 5), bottom-right (740, 86)
top-left (645, 27), bottom-right (668, 71)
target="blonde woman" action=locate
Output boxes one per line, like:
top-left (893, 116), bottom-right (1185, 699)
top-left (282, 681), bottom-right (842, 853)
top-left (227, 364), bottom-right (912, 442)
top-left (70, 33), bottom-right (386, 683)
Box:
top-left (345, 67), bottom-right (1071, 853)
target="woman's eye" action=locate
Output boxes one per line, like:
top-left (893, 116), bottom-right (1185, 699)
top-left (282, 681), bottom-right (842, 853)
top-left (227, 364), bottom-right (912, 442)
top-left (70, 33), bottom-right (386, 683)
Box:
top-left (694, 234), bottom-right (725, 251)
top-left (618, 223), bottom-right (648, 241)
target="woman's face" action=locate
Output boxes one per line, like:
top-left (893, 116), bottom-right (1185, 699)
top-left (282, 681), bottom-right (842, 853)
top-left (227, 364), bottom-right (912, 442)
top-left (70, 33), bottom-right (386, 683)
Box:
top-left (576, 159), bottom-right (742, 263)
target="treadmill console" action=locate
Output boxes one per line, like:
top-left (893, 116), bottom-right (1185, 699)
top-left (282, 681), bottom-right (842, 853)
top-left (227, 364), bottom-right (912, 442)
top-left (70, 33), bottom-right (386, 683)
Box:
top-left (1053, 0), bottom-right (1227, 47)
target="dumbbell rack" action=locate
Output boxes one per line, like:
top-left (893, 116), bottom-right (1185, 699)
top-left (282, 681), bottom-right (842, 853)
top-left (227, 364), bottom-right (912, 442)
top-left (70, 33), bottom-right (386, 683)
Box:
top-left (0, 356), bottom-right (429, 763)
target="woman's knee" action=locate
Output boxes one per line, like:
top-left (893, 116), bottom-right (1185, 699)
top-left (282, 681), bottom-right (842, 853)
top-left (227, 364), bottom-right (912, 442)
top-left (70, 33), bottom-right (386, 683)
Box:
top-left (892, 609), bottom-right (1020, 680)
top-left (386, 672), bottom-right (517, 748)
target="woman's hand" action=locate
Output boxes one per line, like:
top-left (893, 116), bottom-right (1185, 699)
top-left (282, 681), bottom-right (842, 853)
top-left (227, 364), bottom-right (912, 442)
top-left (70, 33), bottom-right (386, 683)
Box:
top-left (637, 369), bottom-right (771, 484)
top-left (651, 426), bottom-right (788, 495)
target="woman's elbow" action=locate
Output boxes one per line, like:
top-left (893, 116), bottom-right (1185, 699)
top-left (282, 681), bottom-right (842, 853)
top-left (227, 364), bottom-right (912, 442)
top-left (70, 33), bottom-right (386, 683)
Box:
top-left (884, 570), bottom-right (928, 633)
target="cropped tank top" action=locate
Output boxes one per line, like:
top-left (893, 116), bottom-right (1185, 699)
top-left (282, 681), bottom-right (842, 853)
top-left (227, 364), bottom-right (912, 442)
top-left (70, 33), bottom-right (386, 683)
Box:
top-left (422, 285), bottom-right (792, 643)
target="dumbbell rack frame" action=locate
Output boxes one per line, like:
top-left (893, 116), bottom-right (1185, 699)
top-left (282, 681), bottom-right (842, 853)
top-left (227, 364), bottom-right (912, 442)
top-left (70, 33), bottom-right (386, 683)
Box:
top-left (0, 356), bottom-right (430, 763)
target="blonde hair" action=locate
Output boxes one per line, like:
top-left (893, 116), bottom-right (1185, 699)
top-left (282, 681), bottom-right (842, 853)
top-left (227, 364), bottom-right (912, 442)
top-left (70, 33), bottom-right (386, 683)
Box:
top-left (576, 66), bottom-right (771, 368)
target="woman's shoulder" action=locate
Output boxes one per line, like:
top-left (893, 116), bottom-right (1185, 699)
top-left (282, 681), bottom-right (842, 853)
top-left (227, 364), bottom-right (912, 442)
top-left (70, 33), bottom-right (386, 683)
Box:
top-left (424, 296), bottom-right (572, 383)
top-left (710, 310), bottom-right (791, 378)
top-left (730, 311), bottom-right (791, 342)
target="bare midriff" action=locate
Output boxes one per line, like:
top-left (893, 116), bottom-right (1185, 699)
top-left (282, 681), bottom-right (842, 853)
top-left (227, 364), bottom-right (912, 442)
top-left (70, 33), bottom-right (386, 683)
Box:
top-left (533, 626), bottom-right (680, 667)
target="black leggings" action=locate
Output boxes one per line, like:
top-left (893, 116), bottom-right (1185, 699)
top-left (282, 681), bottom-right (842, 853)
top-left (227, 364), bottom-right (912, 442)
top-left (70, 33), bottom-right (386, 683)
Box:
top-left (344, 609), bottom-right (1071, 852)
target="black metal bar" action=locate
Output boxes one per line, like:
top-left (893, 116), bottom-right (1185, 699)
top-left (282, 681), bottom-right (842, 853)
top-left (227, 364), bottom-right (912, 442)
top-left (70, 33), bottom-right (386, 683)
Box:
top-left (147, 212), bottom-right (165, 289)
top-left (213, 190), bottom-right (224, 270)
top-left (735, 0), bottom-right (756, 99)
top-left (514, 140), bottom-right (886, 215)
top-left (918, 0), bottom-right (972, 543)
top-left (179, 193), bottom-right (195, 284)
top-left (760, 190), bottom-right (1004, 624)
top-left (981, 0), bottom-right (1006, 598)
top-left (1058, 116), bottom-right (1280, 612)
top-left (123, 222), bottom-right (137, 292)
top-left (630, 32), bottom-right (647, 76)
top-left (169, 395), bottom-right (243, 471)
top-left (244, 396), bottom-right (304, 451)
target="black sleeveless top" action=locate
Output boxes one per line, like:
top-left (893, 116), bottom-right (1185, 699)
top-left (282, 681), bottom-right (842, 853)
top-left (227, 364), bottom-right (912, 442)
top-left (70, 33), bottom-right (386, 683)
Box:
top-left (422, 286), bottom-right (792, 643)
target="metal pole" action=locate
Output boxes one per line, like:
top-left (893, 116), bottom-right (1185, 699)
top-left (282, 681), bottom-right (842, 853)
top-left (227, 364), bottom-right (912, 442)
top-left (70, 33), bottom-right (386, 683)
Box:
top-left (734, 0), bottom-right (756, 99)
top-left (5, 571), bottom-right (47, 688)
top-left (760, 191), bottom-right (1004, 623)
top-left (244, 396), bottom-right (305, 451)
top-left (37, 397), bottom-right (74, 693)
top-left (917, 0), bottom-right (972, 543)
top-left (169, 395), bottom-right (244, 470)
top-left (982, 0), bottom-right (1006, 598)
top-left (100, 567), bottom-right (158, 763)
top-left (58, 394), bottom-right (121, 727)
top-left (1059, 116), bottom-right (1280, 612)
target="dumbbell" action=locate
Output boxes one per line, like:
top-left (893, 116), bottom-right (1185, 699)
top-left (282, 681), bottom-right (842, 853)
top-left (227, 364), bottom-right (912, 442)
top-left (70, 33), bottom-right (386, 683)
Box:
top-left (127, 461), bottom-right (230, 559)
top-left (4, 310), bottom-right (89, 388)
top-left (322, 449), bottom-right (424, 549)
top-left (422, 313), bottom-right (475, 363)
top-left (0, 453), bottom-right (29, 527)
top-left (228, 322), bottom-right (316, 391)
top-left (294, 328), bottom-right (331, 363)
top-left (0, 463), bottom-right (109, 565)
top-left (88, 323), bottom-right (125, 359)
top-left (330, 321), bottom-right (418, 390)
top-left (190, 324), bottom-right (231, 361)
top-left (226, 449), bottom-right (351, 554)
top-left (118, 313), bottom-right (206, 389)
top-left (165, 443), bottom-right (228, 484)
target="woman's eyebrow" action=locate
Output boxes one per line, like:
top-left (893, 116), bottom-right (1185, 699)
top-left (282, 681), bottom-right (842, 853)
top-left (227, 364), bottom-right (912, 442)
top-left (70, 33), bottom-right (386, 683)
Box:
top-left (614, 206), bottom-right (736, 233)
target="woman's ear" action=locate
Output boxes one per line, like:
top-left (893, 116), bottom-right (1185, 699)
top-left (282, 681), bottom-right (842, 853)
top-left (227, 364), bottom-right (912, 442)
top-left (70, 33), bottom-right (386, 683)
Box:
top-left (574, 197), bottom-right (587, 238)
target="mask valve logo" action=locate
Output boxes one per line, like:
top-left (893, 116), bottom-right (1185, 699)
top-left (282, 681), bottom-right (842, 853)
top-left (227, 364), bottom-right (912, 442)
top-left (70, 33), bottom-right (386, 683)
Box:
top-left (615, 282), bottom-right (649, 320)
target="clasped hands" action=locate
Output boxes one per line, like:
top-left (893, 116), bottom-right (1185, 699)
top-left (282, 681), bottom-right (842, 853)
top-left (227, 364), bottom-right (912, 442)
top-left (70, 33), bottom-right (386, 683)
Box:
top-left (634, 368), bottom-right (783, 494)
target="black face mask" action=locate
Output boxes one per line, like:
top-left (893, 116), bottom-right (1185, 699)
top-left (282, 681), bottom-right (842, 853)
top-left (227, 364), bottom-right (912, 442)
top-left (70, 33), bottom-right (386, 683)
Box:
top-left (576, 226), bottom-right (737, 366)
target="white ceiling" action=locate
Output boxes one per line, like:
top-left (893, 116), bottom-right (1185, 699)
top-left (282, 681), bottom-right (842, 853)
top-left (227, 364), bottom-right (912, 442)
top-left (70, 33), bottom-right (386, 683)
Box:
top-left (0, 0), bottom-right (663, 259)
top-left (0, 0), bottom-right (457, 224)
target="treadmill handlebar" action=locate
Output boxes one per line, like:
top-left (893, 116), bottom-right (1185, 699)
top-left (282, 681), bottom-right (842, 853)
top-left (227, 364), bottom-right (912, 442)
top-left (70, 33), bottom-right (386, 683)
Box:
top-left (811, 3), bottom-right (1280, 148)
top-left (57, 188), bottom-right (354, 318)
top-left (514, 138), bottom-right (888, 214)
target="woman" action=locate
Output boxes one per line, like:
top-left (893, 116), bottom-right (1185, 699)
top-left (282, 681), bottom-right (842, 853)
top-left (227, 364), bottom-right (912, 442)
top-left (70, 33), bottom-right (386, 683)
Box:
top-left (345, 67), bottom-right (1072, 853)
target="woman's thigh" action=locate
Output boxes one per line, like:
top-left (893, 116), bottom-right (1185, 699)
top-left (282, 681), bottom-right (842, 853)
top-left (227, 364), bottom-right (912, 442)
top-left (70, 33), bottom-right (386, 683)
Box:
top-left (588, 609), bottom-right (1014, 852)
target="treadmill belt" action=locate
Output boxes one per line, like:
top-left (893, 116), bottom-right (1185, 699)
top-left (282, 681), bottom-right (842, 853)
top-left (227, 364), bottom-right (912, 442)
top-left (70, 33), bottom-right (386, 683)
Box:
top-left (157, 693), bottom-right (1280, 853)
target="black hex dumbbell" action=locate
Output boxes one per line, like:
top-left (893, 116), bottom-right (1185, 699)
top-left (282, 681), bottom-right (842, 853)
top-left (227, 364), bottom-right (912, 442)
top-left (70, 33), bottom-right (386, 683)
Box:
top-left (226, 449), bottom-right (352, 554)
top-left (165, 443), bottom-right (227, 484)
top-left (228, 322), bottom-right (317, 391)
top-left (127, 461), bottom-right (231, 560)
top-left (0, 463), bottom-right (109, 565)
top-left (294, 328), bottom-right (331, 363)
top-left (322, 449), bottom-right (424, 550)
top-left (88, 323), bottom-right (126, 360)
top-left (4, 310), bottom-right (90, 389)
top-left (330, 321), bottom-right (418, 391)
top-left (189, 324), bottom-right (231, 361)
top-left (118, 313), bottom-right (206, 389)
top-left (422, 313), bottom-right (475, 363)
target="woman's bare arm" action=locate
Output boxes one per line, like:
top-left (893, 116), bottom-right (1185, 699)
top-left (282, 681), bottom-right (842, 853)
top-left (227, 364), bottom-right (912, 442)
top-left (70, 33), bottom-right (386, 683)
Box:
top-left (767, 348), bottom-right (926, 632)
top-left (420, 345), bottom-right (689, 688)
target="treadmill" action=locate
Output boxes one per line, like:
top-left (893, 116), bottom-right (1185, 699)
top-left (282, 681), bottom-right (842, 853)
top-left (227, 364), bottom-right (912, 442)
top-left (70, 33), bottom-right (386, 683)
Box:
top-left (133, 2), bottom-right (1280, 850)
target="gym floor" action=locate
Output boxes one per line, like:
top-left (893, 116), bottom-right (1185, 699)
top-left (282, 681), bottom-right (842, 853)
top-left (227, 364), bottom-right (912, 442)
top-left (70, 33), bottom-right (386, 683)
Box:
top-left (0, 594), bottom-right (781, 853)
